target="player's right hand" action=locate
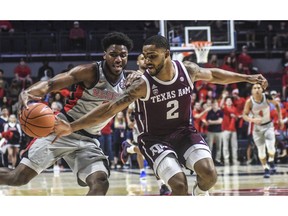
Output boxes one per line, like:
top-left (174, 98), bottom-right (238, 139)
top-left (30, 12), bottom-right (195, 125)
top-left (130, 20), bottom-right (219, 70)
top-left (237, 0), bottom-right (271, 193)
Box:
top-left (52, 117), bottom-right (73, 144)
top-left (253, 117), bottom-right (262, 125)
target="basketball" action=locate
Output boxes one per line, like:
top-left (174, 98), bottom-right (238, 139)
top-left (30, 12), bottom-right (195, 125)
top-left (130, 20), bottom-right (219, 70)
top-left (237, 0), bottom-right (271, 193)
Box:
top-left (19, 102), bottom-right (55, 138)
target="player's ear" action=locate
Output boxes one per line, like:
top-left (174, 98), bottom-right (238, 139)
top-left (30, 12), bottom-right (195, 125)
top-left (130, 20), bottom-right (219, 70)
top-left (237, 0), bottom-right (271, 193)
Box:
top-left (103, 51), bottom-right (107, 60)
top-left (165, 49), bottom-right (170, 58)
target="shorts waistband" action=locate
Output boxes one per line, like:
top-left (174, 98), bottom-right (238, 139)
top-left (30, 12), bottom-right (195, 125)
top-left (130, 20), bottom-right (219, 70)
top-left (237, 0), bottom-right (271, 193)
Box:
top-left (261, 121), bottom-right (272, 126)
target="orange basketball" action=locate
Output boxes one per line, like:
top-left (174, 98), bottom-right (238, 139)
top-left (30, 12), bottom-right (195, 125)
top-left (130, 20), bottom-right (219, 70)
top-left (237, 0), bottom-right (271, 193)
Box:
top-left (19, 102), bottom-right (55, 138)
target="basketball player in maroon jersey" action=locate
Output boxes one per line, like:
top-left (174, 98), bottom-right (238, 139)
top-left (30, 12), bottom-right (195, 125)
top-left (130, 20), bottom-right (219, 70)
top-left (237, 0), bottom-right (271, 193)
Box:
top-left (54, 35), bottom-right (268, 195)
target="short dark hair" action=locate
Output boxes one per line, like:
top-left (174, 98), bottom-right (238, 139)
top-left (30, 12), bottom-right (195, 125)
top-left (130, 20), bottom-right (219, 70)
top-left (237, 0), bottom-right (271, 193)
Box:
top-left (143, 35), bottom-right (170, 50)
top-left (0, 69), bottom-right (3, 74)
top-left (101, 32), bottom-right (133, 51)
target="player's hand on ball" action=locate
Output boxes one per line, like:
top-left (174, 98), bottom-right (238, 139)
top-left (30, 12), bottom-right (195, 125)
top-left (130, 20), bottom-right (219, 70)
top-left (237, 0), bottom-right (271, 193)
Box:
top-left (18, 91), bottom-right (42, 110)
top-left (52, 117), bottom-right (73, 144)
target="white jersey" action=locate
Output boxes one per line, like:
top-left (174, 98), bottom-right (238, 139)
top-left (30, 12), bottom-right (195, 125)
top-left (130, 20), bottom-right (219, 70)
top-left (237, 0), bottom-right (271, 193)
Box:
top-left (250, 93), bottom-right (271, 124)
top-left (63, 61), bottom-right (126, 136)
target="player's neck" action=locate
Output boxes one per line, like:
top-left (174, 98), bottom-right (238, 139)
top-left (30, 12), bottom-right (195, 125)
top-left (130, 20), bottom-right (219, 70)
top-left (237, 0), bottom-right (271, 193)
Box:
top-left (253, 94), bottom-right (263, 103)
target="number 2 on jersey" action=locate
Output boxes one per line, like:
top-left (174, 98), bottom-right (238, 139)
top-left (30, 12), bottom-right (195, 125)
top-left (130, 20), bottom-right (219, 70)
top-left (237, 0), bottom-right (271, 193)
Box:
top-left (167, 100), bottom-right (179, 119)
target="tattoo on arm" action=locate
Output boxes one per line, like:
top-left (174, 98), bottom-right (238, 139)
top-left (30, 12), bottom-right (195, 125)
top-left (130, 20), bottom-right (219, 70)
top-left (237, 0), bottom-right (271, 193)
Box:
top-left (48, 80), bottom-right (54, 89)
top-left (115, 84), bottom-right (142, 106)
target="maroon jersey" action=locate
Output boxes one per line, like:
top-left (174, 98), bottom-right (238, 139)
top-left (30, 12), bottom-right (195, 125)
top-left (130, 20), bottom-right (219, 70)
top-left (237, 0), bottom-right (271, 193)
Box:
top-left (135, 60), bottom-right (194, 136)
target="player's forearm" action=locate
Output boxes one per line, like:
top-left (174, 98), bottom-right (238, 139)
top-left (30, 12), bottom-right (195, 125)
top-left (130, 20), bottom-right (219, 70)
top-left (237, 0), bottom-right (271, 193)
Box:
top-left (70, 102), bottom-right (114, 132)
top-left (210, 68), bottom-right (251, 84)
top-left (24, 81), bottom-right (50, 97)
top-left (242, 113), bottom-right (252, 122)
top-left (70, 95), bottom-right (132, 132)
top-left (276, 104), bottom-right (283, 121)
top-left (208, 118), bottom-right (223, 125)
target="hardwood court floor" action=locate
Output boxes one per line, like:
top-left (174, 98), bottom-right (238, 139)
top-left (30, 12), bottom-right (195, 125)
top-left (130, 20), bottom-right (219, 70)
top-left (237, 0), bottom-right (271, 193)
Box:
top-left (1, 164), bottom-right (288, 196)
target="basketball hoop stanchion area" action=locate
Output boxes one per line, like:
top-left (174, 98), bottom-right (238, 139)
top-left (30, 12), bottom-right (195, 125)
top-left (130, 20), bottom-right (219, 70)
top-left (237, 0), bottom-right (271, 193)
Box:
top-left (171, 41), bottom-right (212, 64)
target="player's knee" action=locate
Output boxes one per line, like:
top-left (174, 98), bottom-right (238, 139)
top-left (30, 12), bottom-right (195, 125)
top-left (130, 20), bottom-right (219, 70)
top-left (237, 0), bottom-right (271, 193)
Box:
top-left (157, 154), bottom-right (182, 184)
top-left (168, 172), bottom-right (188, 195)
top-left (195, 158), bottom-right (217, 184)
top-left (86, 171), bottom-right (109, 195)
top-left (258, 151), bottom-right (266, 159)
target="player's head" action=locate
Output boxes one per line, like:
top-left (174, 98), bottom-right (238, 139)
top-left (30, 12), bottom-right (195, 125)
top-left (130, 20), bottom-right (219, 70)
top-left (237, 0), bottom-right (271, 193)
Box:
top-left (137, 54), bottom-right (146, 73)
top-left (142, 35), bottom-right (171, 76)
top-left (251, 83), bottom-right (263, 95)
top-left (101, 32), bottom-right (133, 76)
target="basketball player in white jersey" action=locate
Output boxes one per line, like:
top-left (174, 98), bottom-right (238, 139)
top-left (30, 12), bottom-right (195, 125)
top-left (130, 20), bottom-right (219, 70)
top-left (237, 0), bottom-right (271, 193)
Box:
top-left (54, 35), bottom-right (268, 195)
top-left (0, 32), bottom-right (134, 195)
top-left (243, 84), bottom-right (283, 178)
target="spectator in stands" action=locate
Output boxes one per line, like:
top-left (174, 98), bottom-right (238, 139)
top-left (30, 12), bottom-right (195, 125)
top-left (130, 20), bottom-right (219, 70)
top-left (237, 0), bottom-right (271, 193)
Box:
top-left (40, 69), bottom-right (53, 81)
top-left (232, 89), bottom-right (247, 139)
top-left (206, 99), bottom-right (224, 166)
top-left (220, 56), bottom-right (238, 92)
top-left (244, 21), bottom-right (260, 48)
top-left (98, 120), bottom-right (114, 169)
top-left (4, 114), bottom-right (22, 169)
top-left (0, 69), bottom-right (9, 107)
top-left (222, 96), bottom-right (239, 166)
top-left (13, 58), bottom-right (33, 89)
top-left (7, 79), bottom-right (21, 114)
top-left (204, 54), bottom-right (219, 68)
top-left (211, 21), bottom-right (226, 42)
top-left (0, 20), bottom-right (14, 33)
top-left (281, 67), bottom-right (288, 100)
top-left (281, 50), bottom-right (288, 68)
top-left (37, 61), bottom-right (54, 81)
top-left (223, 50), bottom-right (238, 72)
top-left (112, 111), bottom-right (127, 169)
top-left (264, 23), bottom-right (277, 50)
top-left (238, 45), bottom-right (253, 75)
top-left (0, 107), bottom-right (9, 167)
top-left (69, 21), bottom-right (86, 51)
top-left (192, 101), bottom-right (211, 136)
top-left (275, 21), bottom-right (288, 50)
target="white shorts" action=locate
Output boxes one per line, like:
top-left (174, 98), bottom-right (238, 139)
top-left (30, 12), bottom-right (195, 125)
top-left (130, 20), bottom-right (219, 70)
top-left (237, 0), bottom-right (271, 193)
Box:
top-left (21, 114), bottom-right (109, 186)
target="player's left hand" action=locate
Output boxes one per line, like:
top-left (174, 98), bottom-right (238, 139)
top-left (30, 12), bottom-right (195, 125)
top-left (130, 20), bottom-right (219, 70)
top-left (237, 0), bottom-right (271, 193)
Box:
top-left (125, 70), bottom-right (142, 88)
top-left (249, 74), bottom-right (268, 90)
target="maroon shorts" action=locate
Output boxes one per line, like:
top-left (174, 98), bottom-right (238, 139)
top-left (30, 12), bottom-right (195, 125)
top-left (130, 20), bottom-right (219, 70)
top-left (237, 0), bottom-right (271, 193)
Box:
top-left (138, 126), bottom-right (208, 169)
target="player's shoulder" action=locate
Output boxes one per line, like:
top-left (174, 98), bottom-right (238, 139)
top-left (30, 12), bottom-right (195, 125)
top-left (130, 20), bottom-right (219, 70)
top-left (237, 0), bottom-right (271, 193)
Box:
top-left (183, 61), bottom-right (199, 69)
top-left (245, 97), bottom-right (253, 106)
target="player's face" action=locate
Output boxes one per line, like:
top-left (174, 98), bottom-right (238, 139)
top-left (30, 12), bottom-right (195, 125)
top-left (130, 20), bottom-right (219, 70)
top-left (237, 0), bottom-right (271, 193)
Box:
top-left (252, 84), bottom-right (263, 95)
top-left (142, 45), bottom-right (167, 76)
top-left (137, 54), bottom-right (146, 72)
top-left (104, 45), bottom-right (128, 76)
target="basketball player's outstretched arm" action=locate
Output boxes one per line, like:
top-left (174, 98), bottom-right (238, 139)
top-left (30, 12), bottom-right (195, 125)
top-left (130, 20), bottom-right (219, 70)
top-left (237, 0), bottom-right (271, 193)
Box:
top-left (53, 78), bottom-right (146, 139)
top-left (18, 64), bottom-right (97, 109)
top-left (183, 61), bottom-right (268, 90)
